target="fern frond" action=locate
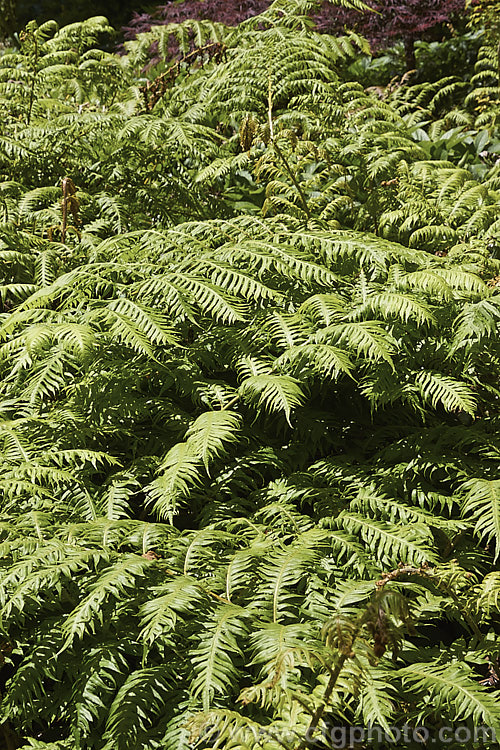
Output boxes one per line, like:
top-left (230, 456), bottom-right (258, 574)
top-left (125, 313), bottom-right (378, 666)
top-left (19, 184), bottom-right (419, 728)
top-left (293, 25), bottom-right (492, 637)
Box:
top-left (461, 479), bottom-right (500, 560)
top-left (190, 605), bottom-right (249, 711)
top-left (337, 512), bottom-right (438, 566)
top-left (400, 661), bottom-right (500, 732)
top-left (102, 667), bottom-right (174, 750)
top-left (61, 556), bottom-right (149, 646)
top-left (147, 443), bottom-right (203, 521)
top-left (317, 322), bottom-right (395, 364)
top-left (413, 371), bottom-right (476, 416)
top-left (185, 410), bottom-right (242, 471)
top-left (239, 374), bottom-right (306, 424)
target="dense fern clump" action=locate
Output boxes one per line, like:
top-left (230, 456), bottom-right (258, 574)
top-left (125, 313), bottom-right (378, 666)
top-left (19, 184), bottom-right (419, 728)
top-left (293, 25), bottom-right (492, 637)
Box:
top-left (0, 1), bottom-right (498, 748)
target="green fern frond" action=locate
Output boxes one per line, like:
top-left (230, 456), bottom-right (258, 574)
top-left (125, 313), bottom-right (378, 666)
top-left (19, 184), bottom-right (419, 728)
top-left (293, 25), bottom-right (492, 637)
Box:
top-left (317, 321), bottom-right (395, 363)
top-left (185, 410), bottom-right (242, 471)
top-left (413, 370), bottom-right (476, 415)
top-left (239, 374), bottom-right (306, 424)
top-left (102, 667), bottom-right (175, 750)
top-left (190, 605), bottom-right (249, 711)
top-left (356, 662), bottom-right (397, 735)
top-left (337, 512), bottom-right (438, 566)
top-left (148, 443), bottom-right (203, 521)
top-left (399, 661), bottom-right (500, 732)
top-left (461, 479), bottom-right (500, 560)
top-left (61, 555), bottom-right (149, 647)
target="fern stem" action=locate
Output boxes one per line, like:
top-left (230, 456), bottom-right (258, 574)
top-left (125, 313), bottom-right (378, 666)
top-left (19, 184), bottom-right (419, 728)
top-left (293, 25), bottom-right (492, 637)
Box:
top-left (295, 653), bottom-right (349, 750)
top-left (206, 589), bottom-right (231, 604)
top-left (272, 140), bottom-right (312, 221)
top-left (268, 72), bottom-right (310, 221)
top-left (26, 31), bottom-right (38, 126)
top-left (267, 72), bottom-right (275, 143)
top-left (296, 567), bottom-right (438, 749)
top-left (221, 394), bottom-right (240, 410)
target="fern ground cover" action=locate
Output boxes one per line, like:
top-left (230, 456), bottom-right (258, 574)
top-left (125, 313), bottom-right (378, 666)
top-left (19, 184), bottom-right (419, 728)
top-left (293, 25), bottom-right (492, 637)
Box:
top-left (0, 1), bottom-right (499, 748)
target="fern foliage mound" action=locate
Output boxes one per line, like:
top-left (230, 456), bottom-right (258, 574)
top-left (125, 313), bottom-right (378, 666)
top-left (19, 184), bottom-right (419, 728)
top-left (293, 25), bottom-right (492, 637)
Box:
top-left (0, 2), bottom-right (499, 749)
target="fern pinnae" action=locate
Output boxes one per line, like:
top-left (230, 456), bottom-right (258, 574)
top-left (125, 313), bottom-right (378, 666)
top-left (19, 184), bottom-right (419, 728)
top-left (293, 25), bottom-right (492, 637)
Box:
top-left (399, 661), bottom-right (500, 733)
top-left (461, 479), bottom-right (500, 561)
top-left (185, 410), bottom-right (242, 472)
top-left (190, 604), bottom-right (249, 711)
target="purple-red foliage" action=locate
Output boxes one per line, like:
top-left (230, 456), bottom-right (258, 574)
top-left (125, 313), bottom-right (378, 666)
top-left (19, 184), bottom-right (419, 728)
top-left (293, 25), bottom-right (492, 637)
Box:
top-left (315, 0), bottom-right (467, 50)
top-left (123, 0), bottom-right (469, 69)
top-left (122, 0), bottom-right (272, 40)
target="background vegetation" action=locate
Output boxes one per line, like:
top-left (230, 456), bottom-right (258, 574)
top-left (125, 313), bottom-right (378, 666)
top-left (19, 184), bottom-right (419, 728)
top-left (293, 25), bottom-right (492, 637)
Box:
top-left (0, 0), bottom-right (498, 748)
